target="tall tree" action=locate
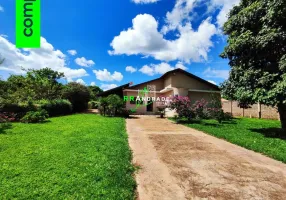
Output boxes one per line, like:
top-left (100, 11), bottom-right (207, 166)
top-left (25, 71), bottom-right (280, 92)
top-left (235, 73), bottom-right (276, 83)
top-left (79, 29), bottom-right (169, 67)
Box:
top-left (25, 68), bottom-right (65, 100)
top-left (88, 86), bottom-right (103, 101)
top-left (221, 0), bottom-right (286, 129)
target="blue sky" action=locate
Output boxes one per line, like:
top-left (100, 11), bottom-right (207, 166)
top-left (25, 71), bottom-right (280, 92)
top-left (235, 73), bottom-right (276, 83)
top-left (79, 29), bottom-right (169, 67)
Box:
top-left (0, 0), bottom-right (239, 90)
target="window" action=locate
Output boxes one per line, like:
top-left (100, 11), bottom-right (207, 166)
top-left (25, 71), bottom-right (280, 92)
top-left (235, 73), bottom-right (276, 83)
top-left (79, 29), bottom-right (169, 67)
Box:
top-left (130, 99), bottom-right (144, 105)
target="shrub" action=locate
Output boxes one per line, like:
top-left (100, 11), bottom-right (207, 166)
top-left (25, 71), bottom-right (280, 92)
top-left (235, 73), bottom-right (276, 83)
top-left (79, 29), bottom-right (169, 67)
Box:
top-left (21, 109), bottom-right (49, 123)
top-left (0, 112), bottom-right (17, 122)
top-left (38, 99), bottom-right (72, 117)
top-left (99, 95), bottom-right (125, 117)
top-left (62, 83), bottom-right (90, 112)
top-left (157, 106), bottom-right (166, 118)
top-left (0, 101), bottom-right (37, 121)
top-left (192, 99), bottom-right (209, 119)
top-left (99, 97), bottom-right (108, 116)
top-left (88, 101), bottom-right (99, 109)
top-left (168, 96), bottom-right (194, 120)
top-left (117, 109), bottom-right (132, 118)
top-left (106, 94), bottom-right (124, 116)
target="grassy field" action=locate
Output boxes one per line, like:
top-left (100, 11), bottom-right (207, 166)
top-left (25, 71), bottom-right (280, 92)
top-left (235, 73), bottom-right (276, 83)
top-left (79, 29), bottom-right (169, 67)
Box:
top-left (180, 118), bottom-right (286, 163)
top-left (0, 114), bottom-right (136, 199)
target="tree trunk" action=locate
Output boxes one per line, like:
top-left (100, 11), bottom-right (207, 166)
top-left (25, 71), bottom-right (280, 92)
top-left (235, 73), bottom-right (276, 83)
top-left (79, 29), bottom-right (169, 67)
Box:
top-left (278, 104), bottom-right (286, 130)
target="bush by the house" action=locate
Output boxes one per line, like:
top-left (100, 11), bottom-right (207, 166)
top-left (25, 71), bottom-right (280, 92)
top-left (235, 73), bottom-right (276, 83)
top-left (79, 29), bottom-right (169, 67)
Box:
top-left (38, 99), bottom-right (72, 117)
top-left (99, 95), bottom-right (126, 117)
top-left (88, 101), bottom-right (99, 109)
top-left (192, 99), bottom-right (209, 119)
top-left (98, 97), bottom-right (108, 116)
top-left (168, 96), bottom-right (232, 123)
top-left (21, 109), bottom-right (49, 123)
top-left (168, 96), bottom-right (195, 120)
top-left (106, 94), bottom-right (124, 116)
top-left (62, 82), bottom-right (90, 112)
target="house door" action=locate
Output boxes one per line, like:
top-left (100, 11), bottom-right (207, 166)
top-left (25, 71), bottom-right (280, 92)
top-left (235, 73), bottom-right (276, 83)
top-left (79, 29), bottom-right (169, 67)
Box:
top-left (147, 101), bottom-right (153, 112)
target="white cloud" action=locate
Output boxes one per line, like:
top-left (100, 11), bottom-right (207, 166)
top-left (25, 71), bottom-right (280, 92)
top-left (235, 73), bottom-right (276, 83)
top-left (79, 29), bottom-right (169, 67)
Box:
top-left (139, 62), bottom-right (187, 76)
top-left (209, 0), bottom-right (240, 27)
top-left (67, 50), bottom-right (77, 56)
top-left (175, 61), bottom-right (188, 70)
top-left (90, 82), bottom-right (96, 86)
top-left (132, 0), bottom-right (159, 4)
top-left (203, 67), bottom-right (229, 79)
top-left (126, 66), bottom-right (137, 73)
top-left (0, 5), bottom-right (4, 12)
top-left (207, 80), bottom-right (217, 85)
top-left (161, 0), bottom-right (197, 34)
top-left (93, 69), bottom-right (123, 82)
top-left (139, 65), bottom-right (155, 76)
top-left (75, 57), bottom-right (95, 67)
top-left (76, 79), bottom-right (86, 85)
top-left (100, 84), bottom-right (118, 91)
top-left (0, 36), bottom-right (89, 80)
top-left (109, 14), bottom-right (216, 63)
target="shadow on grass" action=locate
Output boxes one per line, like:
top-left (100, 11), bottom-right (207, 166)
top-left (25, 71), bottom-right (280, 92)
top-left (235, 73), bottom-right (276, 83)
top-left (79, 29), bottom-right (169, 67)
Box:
top-left (0, 123), bottom-right (13, 134)
top-left (250, 128), bottom-right (286, 140)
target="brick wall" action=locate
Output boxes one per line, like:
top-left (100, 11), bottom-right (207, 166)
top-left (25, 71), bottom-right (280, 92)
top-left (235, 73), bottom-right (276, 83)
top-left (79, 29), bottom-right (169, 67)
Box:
top-left (222, 100), bottom-right (279, 120)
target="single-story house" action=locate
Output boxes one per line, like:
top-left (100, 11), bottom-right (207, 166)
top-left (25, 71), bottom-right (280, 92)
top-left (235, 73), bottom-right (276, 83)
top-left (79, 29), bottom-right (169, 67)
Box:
top-left (98, 68), bottom-right (221, 116)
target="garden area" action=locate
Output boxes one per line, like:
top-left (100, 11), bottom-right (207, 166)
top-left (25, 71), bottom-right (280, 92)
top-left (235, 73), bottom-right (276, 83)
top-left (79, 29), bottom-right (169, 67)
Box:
top-left (0, 114), bottom-right (136, 199)
top-left (167, 96), bottom-right (286, 164)
top-left (0, 68), bottom-right (136, 199)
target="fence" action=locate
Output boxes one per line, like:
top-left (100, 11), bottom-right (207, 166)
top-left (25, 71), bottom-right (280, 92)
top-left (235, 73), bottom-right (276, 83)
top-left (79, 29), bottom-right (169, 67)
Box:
top-left (222, 99), bottom-right (280, 120)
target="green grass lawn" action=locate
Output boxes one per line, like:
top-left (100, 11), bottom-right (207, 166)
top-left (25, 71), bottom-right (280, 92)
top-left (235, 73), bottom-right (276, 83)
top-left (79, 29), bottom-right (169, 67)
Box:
top-left (180, 118), bottom-right (286, 163)
top-left (0, 114), bottom-right (136, 199)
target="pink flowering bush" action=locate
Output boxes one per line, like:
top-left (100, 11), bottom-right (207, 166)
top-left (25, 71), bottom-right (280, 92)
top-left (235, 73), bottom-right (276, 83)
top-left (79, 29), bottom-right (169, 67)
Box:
top-left (169, 96), bottom-right (195, 120)
top-left (169, 95), bottom-right (232, 123)
top-left (192, 99), bottom-right (209, 119)
top-left (0, 112), bottom-right (17, 122)
top-left (0, 112), bottom-right (15, 132)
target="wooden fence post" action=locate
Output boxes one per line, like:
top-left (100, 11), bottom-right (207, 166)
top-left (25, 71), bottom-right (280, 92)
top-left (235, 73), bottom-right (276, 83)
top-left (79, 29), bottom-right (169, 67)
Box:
top-left (258, 102), bottom-right (262, 119)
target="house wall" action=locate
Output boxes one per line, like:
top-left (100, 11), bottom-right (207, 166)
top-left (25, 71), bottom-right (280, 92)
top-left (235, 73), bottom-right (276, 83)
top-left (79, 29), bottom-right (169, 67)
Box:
top-left (130, 79), bottom-right (164, 91)
top-left (124, 90), bottom-right (174, 115)
top-left (164, 74), bottom-right (172, 88)
top-left (171, 71), bottom-right (217, 90)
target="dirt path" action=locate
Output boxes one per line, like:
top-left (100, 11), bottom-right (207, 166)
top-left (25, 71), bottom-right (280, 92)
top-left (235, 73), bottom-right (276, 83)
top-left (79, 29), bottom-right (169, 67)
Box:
top-left (126, 116), bottom-right (286, 200)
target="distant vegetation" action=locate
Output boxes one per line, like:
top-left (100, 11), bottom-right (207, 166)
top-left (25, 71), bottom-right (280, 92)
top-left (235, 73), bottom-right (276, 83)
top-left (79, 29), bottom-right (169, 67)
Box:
top-left (0, 68), bottom-right (103, 124)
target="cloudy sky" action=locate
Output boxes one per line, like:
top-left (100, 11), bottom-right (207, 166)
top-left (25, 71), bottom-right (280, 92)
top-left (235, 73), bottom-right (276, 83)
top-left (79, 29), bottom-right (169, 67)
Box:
top-left (0, 0), bottom-right (239, 91)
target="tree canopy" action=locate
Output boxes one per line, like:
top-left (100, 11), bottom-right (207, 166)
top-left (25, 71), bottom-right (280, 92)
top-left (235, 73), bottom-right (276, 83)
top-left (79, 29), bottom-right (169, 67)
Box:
top-left (221, 0), bottom-right (286, 129)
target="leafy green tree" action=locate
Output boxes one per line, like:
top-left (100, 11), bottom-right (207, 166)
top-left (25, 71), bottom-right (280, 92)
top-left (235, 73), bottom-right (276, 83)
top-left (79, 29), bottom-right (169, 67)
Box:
top-left (221, 0), bottom-right (286, 129)
top-left (106, 94), bottom-right (124, 116)
top-left (6, 75), bottom-right (34, 103)
top-left (99, 97), bottom-right (108, 116)
top-left (62, 82), bottom-right (90, 112)
top-left (88, 86), bottom-right (103, 101)
top-left (26, 68), bottom-right (65, 100)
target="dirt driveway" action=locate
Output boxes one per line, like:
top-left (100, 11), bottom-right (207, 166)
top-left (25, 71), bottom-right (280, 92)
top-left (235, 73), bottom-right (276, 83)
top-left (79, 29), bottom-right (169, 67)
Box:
top-left (126, 116), bottom-right (286, 200)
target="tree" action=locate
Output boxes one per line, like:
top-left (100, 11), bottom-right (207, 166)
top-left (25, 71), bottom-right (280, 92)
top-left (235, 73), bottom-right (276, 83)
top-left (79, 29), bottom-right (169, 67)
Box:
top-left (25, 68), bottom-right (65, 100)
top-left (62, 82), bottom-right (90, 112)
top-left (221, 0), bottom-right (286, 129)
top-left (106, 94), bottom-right (124, 116)
top-left (99, 97), bottom-right (108, 116)
top-left (3, 68), bottom-right (65, 102)
top-left (88, 86), bottom-right (103, 101)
